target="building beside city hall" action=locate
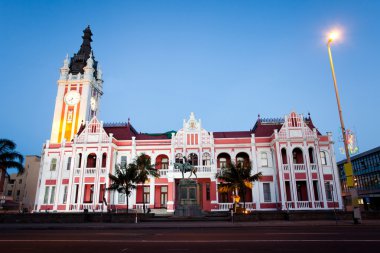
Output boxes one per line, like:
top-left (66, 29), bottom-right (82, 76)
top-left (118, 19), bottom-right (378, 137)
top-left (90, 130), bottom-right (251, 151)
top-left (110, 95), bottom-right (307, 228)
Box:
top-left (34, 27), bottom-right (343, 213)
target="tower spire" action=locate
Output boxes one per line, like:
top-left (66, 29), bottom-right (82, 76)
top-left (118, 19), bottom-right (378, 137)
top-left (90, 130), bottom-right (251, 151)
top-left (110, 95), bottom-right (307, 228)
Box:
top-left (69, 25), bottom-right (97, 76)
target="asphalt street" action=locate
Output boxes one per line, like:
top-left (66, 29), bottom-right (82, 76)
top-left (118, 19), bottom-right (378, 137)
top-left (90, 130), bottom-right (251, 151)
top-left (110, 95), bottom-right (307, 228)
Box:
top-left (1, 223), bottom-right (379, 253)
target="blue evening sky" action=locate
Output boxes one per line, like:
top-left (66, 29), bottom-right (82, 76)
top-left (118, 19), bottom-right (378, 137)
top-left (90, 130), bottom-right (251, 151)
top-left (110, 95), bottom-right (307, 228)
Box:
top-left (0, 0), bottom-right (379, 163)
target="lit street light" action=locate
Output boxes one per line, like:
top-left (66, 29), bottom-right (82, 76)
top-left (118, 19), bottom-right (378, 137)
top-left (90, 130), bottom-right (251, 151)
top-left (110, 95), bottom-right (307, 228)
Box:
top-left (327, 30), bottom-right (361, 224)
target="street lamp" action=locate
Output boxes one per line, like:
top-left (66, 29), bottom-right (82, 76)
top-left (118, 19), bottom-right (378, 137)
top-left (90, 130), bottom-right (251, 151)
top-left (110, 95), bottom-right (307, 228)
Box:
top-left (327, 31), bottom-right (361, 224)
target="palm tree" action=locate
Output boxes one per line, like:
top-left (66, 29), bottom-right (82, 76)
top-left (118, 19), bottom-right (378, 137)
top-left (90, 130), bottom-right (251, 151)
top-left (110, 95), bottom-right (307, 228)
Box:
top-left (216, 161), bottom-right (261, 211)
top-left (0, 139), bottom-right (24, 192)
top-left (107, 163), bottom-right (138, 215)
top-left (134, 153), bottom-right (159, 214)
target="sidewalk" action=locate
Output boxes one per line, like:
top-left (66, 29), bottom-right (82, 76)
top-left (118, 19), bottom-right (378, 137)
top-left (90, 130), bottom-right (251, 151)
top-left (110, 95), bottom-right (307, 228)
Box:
top-left (1, 219), bottom-right (380, 230)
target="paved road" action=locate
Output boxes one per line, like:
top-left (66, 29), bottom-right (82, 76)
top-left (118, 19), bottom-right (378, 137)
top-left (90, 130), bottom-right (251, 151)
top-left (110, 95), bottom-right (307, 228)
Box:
top-left (1, 224), bottom-right (379, 253)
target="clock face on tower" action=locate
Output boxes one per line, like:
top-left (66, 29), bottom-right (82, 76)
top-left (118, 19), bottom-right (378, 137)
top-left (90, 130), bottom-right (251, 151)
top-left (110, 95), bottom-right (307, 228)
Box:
top-left (64, 91), bottom-right (81, 106)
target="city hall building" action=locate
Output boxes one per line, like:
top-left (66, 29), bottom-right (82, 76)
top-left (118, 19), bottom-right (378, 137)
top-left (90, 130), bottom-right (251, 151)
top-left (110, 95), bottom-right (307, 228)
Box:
top-left (34, 27), bottom-right (343, 213)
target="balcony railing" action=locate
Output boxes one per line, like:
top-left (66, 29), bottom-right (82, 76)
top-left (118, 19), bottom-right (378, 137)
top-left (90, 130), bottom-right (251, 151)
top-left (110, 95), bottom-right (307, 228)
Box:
top-left (159, 169), bottom-right (168, 176)
top-left (294, 164), bottom-right (305, 171)
top-left (296, 201), bottom-right (310, 208)
top-left (173, 166), bottom-right (212, 173)
top-left (310, 164), bottom-right (317, 171)
top-left (218, 203), bottom-right (234, 211)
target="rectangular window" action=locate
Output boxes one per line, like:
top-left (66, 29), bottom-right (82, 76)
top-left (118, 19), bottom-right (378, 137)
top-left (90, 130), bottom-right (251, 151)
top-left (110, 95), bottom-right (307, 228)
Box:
top-left (62, 186), bottom-right (68, 204)
top-left (261, 153), bottom-right (268, 167)
top-left (325, 182), bottom-right (333, 201)
top-left (161, 158), bottom-right (169, 169)
top-left (263, 183), bottom-right (271, 202)
top-left (50, 158), bottom-right (57, 171)
top-left (143, 186), bottom-right (150, 204)
top-left (206, 183), bottom-right (210, 201)
top-left (67, 157), bottom-right (72, 170)
top-left (83, 184), bottom-right (94, 203)
top-left (118, 192), bottom-right (125, 204)
top-left (43, 186), bottom-right (50, 204)
top-left (50, 186), bottom-right (56, 204)
top-left (121, 156), bottom-right (127, 167)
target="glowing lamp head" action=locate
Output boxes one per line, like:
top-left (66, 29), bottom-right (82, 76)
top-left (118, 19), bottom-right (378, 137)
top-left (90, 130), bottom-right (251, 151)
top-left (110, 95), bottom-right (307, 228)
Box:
top-left (328, 31), bottom-right (340, 43)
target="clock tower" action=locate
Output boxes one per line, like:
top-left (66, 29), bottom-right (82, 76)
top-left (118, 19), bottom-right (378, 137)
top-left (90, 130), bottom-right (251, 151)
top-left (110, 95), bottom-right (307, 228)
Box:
top-left (50, 26), bottom-right (103, 143)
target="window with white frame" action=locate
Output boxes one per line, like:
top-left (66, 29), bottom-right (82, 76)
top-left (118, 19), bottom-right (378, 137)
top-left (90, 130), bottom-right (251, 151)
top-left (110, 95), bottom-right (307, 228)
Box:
top-left (202, 153), bottom-right (211, 166)
top-left (62, 185), bottom-right (68, 204)
top-left (175, 153), bottom-right (184, 164)
top-left (263, 183), bottom-right (271, 202)
top-left (161, 158), bottom-right (169, 169)
top-left (118, 192), bottom-right (125, 204)
top-left (50, 186), bottom-right (56, 204)
top-left (320, 151), bottom-right (328, 165)
top-left (325, 182), bottom-right (333, 201)
top-left (121, 156), bottom-right (127, 167)
top-left (261, 153), bottom-right (268, 167)
top-left (43, 186), bottom-right (50, 204)
top-left (50, 158), bottom-right (57, 171)
top-left (219, 158), bottom-right (227, 168)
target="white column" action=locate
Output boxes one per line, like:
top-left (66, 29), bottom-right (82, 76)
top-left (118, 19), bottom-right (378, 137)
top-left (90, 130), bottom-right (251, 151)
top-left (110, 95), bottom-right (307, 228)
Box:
top-left (251, 134), bottom-right (260, 210)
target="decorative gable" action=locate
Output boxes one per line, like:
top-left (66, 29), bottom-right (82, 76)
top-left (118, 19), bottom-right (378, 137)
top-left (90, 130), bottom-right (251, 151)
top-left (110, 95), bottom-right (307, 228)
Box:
top-left (278, 112), bottom-right (316, 139)
top-left (172, 112), bottom-right (212, 146)
top-left (76, 116), bottom-right (110, 143)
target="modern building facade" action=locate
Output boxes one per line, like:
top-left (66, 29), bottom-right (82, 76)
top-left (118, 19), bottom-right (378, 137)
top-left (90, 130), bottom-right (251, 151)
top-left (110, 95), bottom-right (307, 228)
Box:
top-left (338, 146), bottom-right (380, 211)
top-left (34, 27), bottom-right (343, 213)
top-left (1, 156), bottom-right (41, 212)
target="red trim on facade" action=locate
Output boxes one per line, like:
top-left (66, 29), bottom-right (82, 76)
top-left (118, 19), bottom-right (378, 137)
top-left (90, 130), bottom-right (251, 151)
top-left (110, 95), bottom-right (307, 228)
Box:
top-left (45, 179), bottom-right (57, 185)
top-left (74, 177), bottom-right (79, 183)
top-left (260, 175), bottom-right (274, 182)
top-left (324, 174), bottom-right (333, 180)
top-left (62, 179), bottom-right (69, 184)
top-left (214, 139), bottom-right (251, 144)
top-left (312, 173), bottom-right (318, 179)
top-left (260, 203), bottom-right (277, 208)
top-left (284, 173), bottom-right (290, 180)
top-left (57, 205), bottom-right (66, 210)
top-left (40, 205), bottom-right (54, 210)
top-left (155, 178), bottom-right (168, 184)
top-left (84, 177), bottom-right (95, 183)
top-left (295, 173), bottom-right (307, 179)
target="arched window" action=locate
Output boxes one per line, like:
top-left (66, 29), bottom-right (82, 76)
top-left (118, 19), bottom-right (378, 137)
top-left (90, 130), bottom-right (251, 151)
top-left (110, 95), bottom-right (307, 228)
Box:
top-left (188, 153), bottom-right (198, 166)
top-left (102, 153), bottom-right (107, 168)
top-left (217, 153), bottom-right (231, 168)
top-left (50, 158), bottom-right (57, 171)
top-left (202, 153), bottom-right (211, 166)
top-left (292, 148), bottom-right (304, 164)
top-left (281, 148), bottom-right (288, 164)
top-left (261, 153), bottom-right (268, 167)
top-left (156, 154), bottom-right (169, 169)
top-left (236, 152), bottom-right (250, 168)
top-left (87, 153), bottom-right (97, 168)
top-left (219, 158), bottom-right (227, 168)
top-left (175, 153), bottom-right (183, 164)
top-left (320, 151), bottom-right (327, 165)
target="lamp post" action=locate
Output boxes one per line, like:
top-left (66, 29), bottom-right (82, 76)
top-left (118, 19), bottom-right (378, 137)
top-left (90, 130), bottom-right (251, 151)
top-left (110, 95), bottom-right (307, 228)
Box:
top-left (327, 31), bottom-right (361, 224)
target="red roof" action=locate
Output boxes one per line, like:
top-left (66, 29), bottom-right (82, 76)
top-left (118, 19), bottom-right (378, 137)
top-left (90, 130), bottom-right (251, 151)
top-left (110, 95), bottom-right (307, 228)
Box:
top-left (252, 123), bottom-right (283, 137)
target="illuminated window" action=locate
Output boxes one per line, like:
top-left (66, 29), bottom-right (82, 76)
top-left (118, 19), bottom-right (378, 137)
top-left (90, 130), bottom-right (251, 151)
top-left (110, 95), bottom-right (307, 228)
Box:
top-left (121, 156), bottom-right (127, 167)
